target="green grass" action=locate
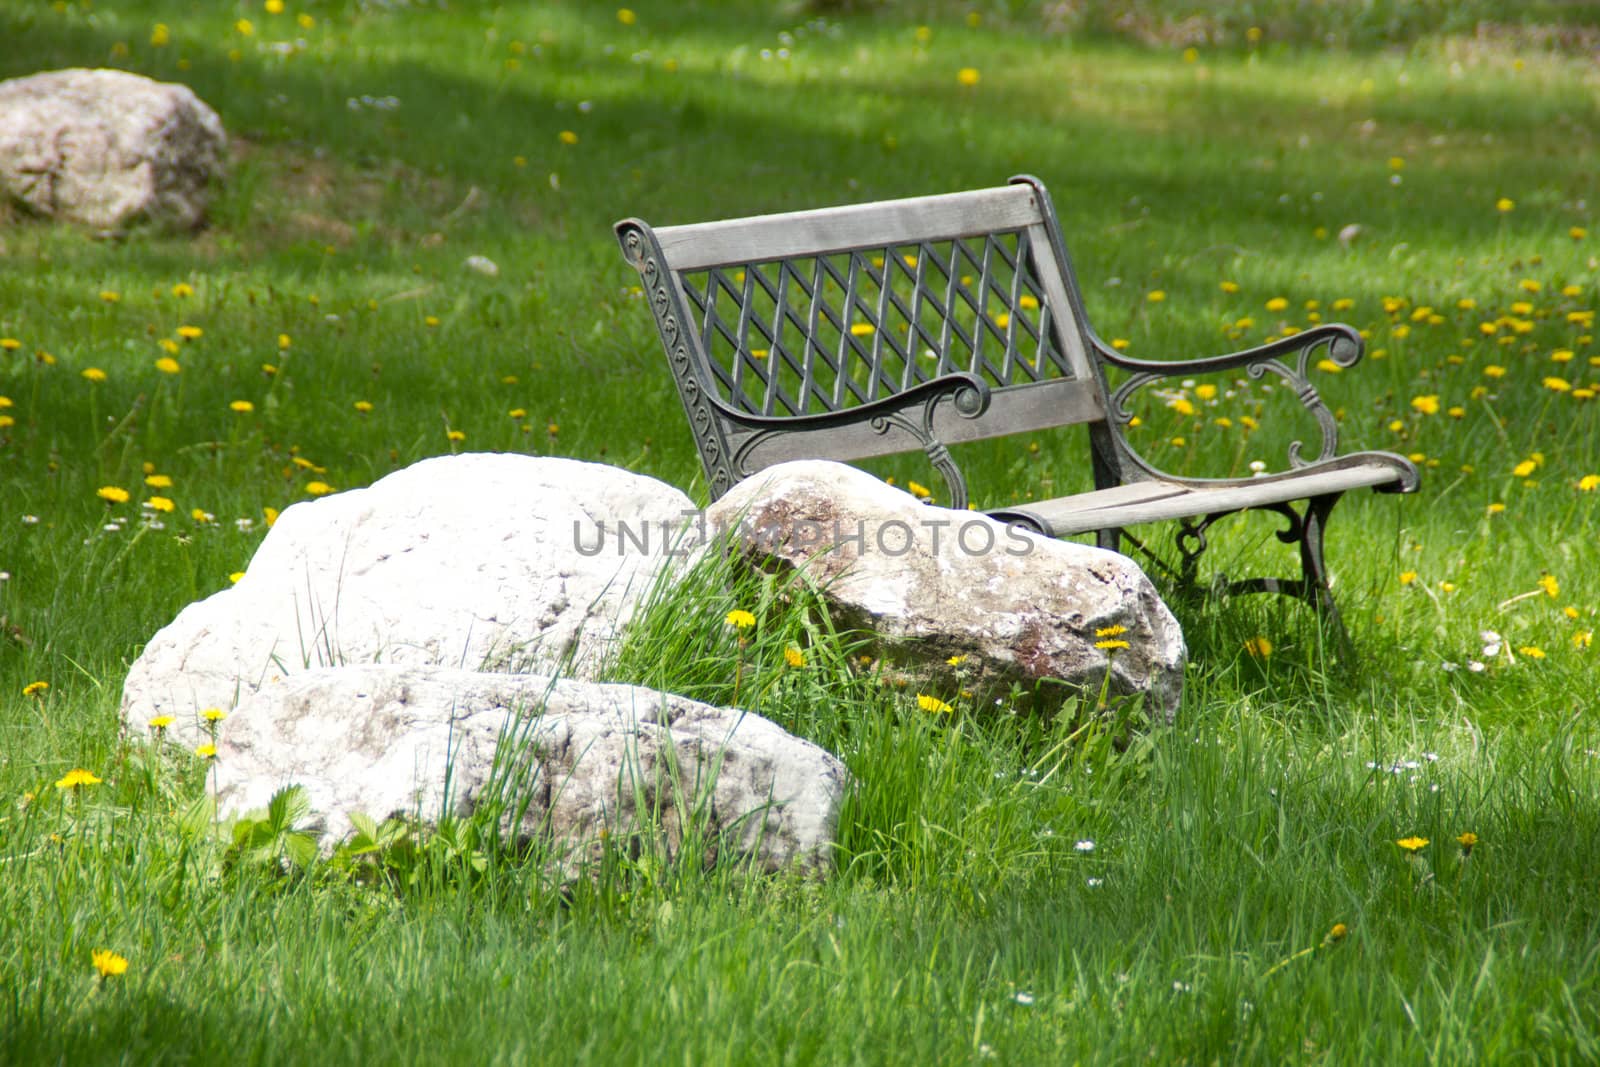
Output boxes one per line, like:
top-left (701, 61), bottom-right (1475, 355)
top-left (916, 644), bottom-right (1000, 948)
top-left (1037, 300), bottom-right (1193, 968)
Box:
top-left (3, 1), bottom-right (1599, 1062)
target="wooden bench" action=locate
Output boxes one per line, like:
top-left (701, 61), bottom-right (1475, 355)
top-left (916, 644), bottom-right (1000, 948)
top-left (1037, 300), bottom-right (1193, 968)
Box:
top-left (615, 175), bottom-right (1419, 639)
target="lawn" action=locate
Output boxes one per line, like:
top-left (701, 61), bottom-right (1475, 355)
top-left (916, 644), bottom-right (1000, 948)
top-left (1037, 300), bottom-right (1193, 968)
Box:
top-left (2, 1), bottom-right (1599, 1063)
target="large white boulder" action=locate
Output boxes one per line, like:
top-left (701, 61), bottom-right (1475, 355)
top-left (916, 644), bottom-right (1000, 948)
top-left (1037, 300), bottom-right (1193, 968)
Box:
top-left (706, 461), bottom-right (1186, 720)
top-left (0, 68), bottom-right (227, 231)
top-left (121, 454), bottom-right (698, 741)
top-left (209, 666), bottom-right (846, 876)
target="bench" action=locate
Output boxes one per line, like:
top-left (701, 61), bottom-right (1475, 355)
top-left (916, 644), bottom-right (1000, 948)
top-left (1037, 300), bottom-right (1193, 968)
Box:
top-left (615, 175), bottom-right (1419, 640)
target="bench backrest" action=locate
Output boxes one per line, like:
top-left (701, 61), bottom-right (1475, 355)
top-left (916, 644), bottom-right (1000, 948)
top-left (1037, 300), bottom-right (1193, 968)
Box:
top-left (617, 176), bottom-right (1116, 497)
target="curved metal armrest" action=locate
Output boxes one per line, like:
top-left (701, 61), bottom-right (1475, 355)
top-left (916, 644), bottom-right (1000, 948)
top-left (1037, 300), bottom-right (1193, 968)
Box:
top-left (1091, 323), bottom-right (1364, 380)
top-left (1092, 324), bottom-right (1363, 469)
top-left (703, 372), bottom-right (992, 432)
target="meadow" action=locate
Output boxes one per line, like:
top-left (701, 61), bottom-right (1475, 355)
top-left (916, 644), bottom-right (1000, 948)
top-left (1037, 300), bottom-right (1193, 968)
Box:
top-left (2, 1), bottom-right (1599, 1062)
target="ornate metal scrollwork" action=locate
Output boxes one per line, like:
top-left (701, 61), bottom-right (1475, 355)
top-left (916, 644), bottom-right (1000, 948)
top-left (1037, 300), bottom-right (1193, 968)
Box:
top-left (1103, 326), bottom-right (1359, 479)
top-left (619, 224), bottom-right (738, 498)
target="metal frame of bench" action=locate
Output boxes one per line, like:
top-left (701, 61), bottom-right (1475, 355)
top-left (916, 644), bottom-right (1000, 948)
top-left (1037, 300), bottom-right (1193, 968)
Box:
top-left (616, 175), bottom-right (1419, 642)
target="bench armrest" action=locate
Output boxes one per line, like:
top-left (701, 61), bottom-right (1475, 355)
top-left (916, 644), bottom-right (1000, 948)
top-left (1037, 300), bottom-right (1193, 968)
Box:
top-left (706, 371), bottom-right (991, 434)
top-left (1091, 323), bottom-right (1363, 470)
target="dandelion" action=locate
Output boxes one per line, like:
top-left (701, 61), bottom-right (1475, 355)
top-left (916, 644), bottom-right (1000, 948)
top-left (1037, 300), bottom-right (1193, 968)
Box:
top-left (1169, 398), bottom-right (1196, 416)
top-left (148, 715), bottom-right (175, 733)
top-left (91, 950), bottom-right (129, 979)
top-left (99, 290), bottom-right (120, 303)
top-left (176, 325), bottom-right (203, 340)
top-left (1518, 645), bottom-right (1546, 659)
top-left (229, 400), bottom-right (254, 414)
top-left (55, 768), bottom-right (102, 790)
top-left (1545, 377), bottom-right (1572, 393)
top-left (558, 131), bottom-right (579, 145)
top-left (81, 368), bottom-right (107, 383)
top-left (1095, 624), bottom-right (1127, 638)
top-left (617, 8), bottom-right (636, 24)
top-left (97, 486), bottom-right (130, 504)
top-left (305, 482), bottom-right (334, 496)
top-left (446, 429), bottom-right (466, 443)
top-left (1457, 831), bottom-right (1477, 857)
top-left (155, 357), bottom-right (181, 374)
top-left (1265, 297), bottom-right (1289, 312)
top-left (1579, 475), bottom-right (1600, 491)
top-left (229, 572), bottom-right (245, 584)
top-left (353, 400), bottom-right (373, 413)
top-left (265, 0), bottom-right (284, 12)
top-left (235, 18), bottom-right (255, 35)
top-left (1575, 630), bottom-right (1593, 649)
top-left (508, 408), bottom-right (527, 419)
top-left (1539, 575), bottom-right (1560, 598)
top-left (916, 693), bottom-right (953, 714)
top-left (907, 480), bottom-right (932, 500)
top-left (1147, 289), bottom-right (1166, 303)
top-left (201, 708), bottom-right (227, 724)
top-left (1513, 460), bottom-right (1537, 478)
top-left (1396, 836), bottom-right (1429, 852)
top-left (1495, 198), bottom-right (1514, 213)
top-left (0, 338), bottom-right (19, 350)
top-left (1244, 636), bottom-right (1273, 658)
top-left (297, 12), bottom-right (315, 28)
top-left (849, 322), bottom-right (876, 337)
top-left (1573, 227), bottom-right (1588, 240)
top-left (957, 67), bottom-right (980, 87)
top-left (1410, 395), bottom-right (1440, 415)
top-left (1096, 638), bottom-right (1130, 651)
top-left (145, 497), bottom-right (175, 513)
top-left (784, 646), bottom-right (805, 668)
top-left (947, 654), bottom-right (968, 667)
top-left (195, 743), bottom-right (217, 760)
top-left (725, 609), bottom-right (756, 630)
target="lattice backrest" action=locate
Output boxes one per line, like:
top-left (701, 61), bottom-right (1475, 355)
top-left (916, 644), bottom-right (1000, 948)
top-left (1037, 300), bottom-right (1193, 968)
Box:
top-left (640, 182), bottom-right (1098, 417)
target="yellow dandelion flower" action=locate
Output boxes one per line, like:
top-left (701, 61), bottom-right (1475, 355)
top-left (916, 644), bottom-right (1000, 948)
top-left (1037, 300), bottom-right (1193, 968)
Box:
top-left (1327, 923), bottom-right (1348, 942)
top-left (91, 950), bottom-right (128, 978)
top-left (305, 482), bottom-right (334, 496)
top-left (97, 485), bottom-right (130, 504)
top-left (1395, 836), bottom-right (1429, 852)
top-left (170, 282), bottom-right (193, 298)
top-left (1147, 289), bottom-right (1166, 303)
top-left (1182, 46), bottom-right (1198, 62)
top-left (174, 325), bottom-right (202, 340)
top-left (99, 290), bottom-right (120, 303)
top-left (0, 338), bottom-right (19, 350)
top-left (55, 768), bottom-right (102, 790)
top-left (1487, 503), bottom-right (1505, 514)
top-left (917, 693), bottom-right (953, 714)
top-left (195, 743), bottom-right (217, 759)
top-left (1570, 227), bottom-right (1587, 240)
top-left (508, 408), bottom-right (527, 419)
top-left (190, 508), bottom-right (212, 524)
top-left (1575, 630), bottom-right (1593, 649)
top-left (1111, 338), bottom-right (1130, 350)
top-left (1265, 297), bottom-right (1288, 312)
top-left (947, 654), bottom-right (968, 667)
top-left (424, 316), bottom-right (440, 328)
top-left (146, 496), bottom-right (175, 513)
top-left (229, 572), bottom-right (245, 584)
top-left (155, 356), bottom-right (181, 374)
top-left (784, 646), bottom-right (805, 668)
top-left (202, 708), bottom-right (227, 723)
top-left (1495, 198), bottom-right (1514, 213)
top-left (907, 480), bottom-right (932, 500)
top-left (849, 323), bottom-right (876, 337)
top-left (956, 67), bottom-right (980, 87)
top-left (1170, 398), bottom-right (1196, 416)
top-left (1578, 475), bottom-right (1600, 491)
top-left (1194, 384), bottom-right (1217, 401)
top-left (1019, 294), bottom-right (1039, 310)
top-left (1518, 645), bottom-right (1547, 659)
top-left (1513, 460), bottom-right (1537, 478)
top-left (23, 681), bottom-right (49, 697)
top-left (353, 400), bottom-right (373, 413)
top-left (150, 23), bottom-right (170, 46)
top-left (1456, 832), bottom-right (1478, 850)
top-left (1544, 377), bottom-right (1572, 392)
top-left (264, 506), bottom-right (279, 526)
top-left (725, 609), bottom-right (756, 629)
top-left (1410, 395), bottom-right (1440, 415)
top-left (81, 367), bottom-right (107, 383)
top-left (235, 18), bottom-right (255, 35)
top-left (559, 130), bottom-right (579, 145)
top-left (1096, 639), bottom-right (1130, 651)
top-left (617, 8), bottom-right (636, 25)
top-left (229, 400), bottom-right (254, 413)
top-left (265, 0), bottom-right (284, 13)
top-left (148, 715), bottom-right (175, 731)
top-left (1539, 575), bottom-right (1560, 598)
top-left (446, 429), bottom-right (466, 442)
top-left (1243, 635), bottom-right (1272, 658)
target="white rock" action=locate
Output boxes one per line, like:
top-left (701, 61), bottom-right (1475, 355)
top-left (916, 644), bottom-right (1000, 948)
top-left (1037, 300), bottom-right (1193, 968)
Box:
top-left (211, 666), bottom-right (846, 875)
top-left (464, 254), bottom-right (499, 276)
top-left (0, 68), bottom-right (227, 231)
top-left (122, 454), bottom-right (699, 741)
top-left (706, 461), bottom-right (1186, 720)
